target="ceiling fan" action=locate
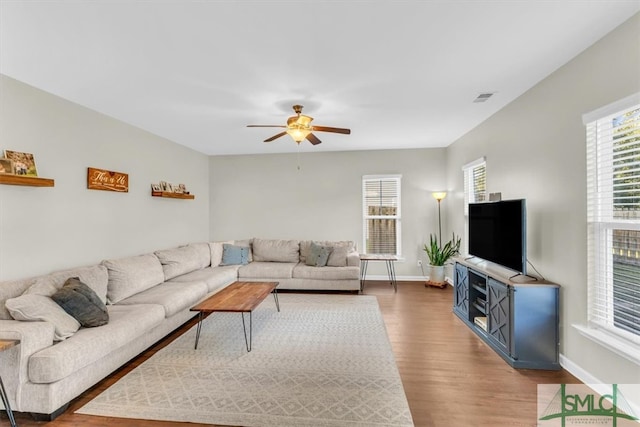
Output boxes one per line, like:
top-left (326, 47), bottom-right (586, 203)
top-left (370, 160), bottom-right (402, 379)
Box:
top-left (247, 105), bottom-right (351, 145)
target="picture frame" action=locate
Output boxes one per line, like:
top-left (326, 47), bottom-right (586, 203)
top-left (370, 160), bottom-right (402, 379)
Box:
top-left (0, 158), bottom-right (14, 174)
top-left (4, 150), bottom-right (37, 176)
top-left (151, 183), bottom-right (162, 192)
top-left (160, 181), bottom-right (169, 191)
top-left (174, 184), bottom-right (183, 194)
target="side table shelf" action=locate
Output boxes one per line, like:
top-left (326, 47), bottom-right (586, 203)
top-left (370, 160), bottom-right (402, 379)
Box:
top-left (0, 175), bottom-right (55, 187)
top-left (151, 191), bottom-right (195, 200)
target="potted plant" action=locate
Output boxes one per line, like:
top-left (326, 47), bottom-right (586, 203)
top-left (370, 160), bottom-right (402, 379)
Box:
top-left (423, 233), bottom-right (461, 288)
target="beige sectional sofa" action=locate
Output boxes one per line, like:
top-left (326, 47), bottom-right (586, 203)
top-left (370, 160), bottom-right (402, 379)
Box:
top-left (0, 238), bottom-right (359, 419)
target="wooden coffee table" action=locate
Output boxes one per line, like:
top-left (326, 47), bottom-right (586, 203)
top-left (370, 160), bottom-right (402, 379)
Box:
top-left (190, 281), bottom-right (279, 352)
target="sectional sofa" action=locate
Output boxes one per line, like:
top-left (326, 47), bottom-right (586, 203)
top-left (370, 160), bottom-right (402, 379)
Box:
top-left (0, 238), bottom-right (360, 419)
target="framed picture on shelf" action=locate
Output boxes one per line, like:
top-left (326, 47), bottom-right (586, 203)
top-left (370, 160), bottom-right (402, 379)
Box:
top-left (151, 183), bottom-right (162, 192)
top-left (160, 181), bottom-right (168, 191)
top-left (0, 158), bottom-right (14, 174)
top-left (4, 150), bottom-right (37, 176)
top-left (178, 183), bottom-right (187, 193)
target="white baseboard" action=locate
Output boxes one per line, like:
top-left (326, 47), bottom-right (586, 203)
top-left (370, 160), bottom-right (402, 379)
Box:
top-left (560, 354), bottom-right (640, 420)
top-left (363, 275), bottom-right (453, 286)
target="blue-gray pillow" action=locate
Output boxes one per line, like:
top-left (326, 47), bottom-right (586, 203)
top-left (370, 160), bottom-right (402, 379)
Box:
top-left (305, 242), bottom-right (332, 267)
top-left (51, 277), bottom-right (109, 327)
top-left (220, 243), bottom-right (250, 266)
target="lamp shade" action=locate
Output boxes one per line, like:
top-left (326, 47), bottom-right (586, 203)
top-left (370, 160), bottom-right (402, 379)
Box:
top-left (432, 191), bottom-right (447, 202)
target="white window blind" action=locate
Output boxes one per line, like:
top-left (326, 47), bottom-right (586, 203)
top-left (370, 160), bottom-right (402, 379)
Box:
top-left (585, 94), bottom-right (640, 347)
top-left (362, 175), bottom-right (401, 255)
top-left (462, 158), bottom-right (486, 254)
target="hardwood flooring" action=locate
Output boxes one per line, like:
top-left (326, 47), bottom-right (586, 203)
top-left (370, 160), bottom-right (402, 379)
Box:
top-left (5, 281), bottom-right (579, 427)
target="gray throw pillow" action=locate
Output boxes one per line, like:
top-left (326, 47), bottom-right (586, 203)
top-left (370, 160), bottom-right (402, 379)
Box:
top-left (51, 277), bottom-right (109, 327)
top-left (305, 242), bottom-right (332, 267)
top-left (220, 244), bottom-right (250, 266)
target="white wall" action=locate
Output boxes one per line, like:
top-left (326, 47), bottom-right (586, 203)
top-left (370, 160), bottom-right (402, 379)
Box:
top-left (0, 75), bottom-right (210, 280)
top-left (210, 148), bottom-right (447, 277)
top-left (445, 14), bottom-right (640, 385)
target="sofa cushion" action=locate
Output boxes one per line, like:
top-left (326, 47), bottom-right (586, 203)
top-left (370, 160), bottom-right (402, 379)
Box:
top-left (51, 277), bottom-right (109, 327)
top-left (252, 238), bottom-right (299, 263)
top-left (155, 244), bottom-right (210, 280)
top-left (0, 277), bottom-right (37, 320)
top-left (102, 254), bottom-right (165, 304)
top-left (188, 242), bottom-right (213, 268)
top-left (209, 240), bottom-right (234, 267)
top-left (5, 294), bottom-right (80, 341)
top-left (234, 239), bottom-right (254, 262)
top-left (168, 266), bottom-right (239, 293)
top-left (292, 264), bottom-right (361, 280)
top-left (327, 245), bottom-right (350, 267)
top-left (238, 262), bottom-right (296, 279)
top-left (305, 242), bottom-right (332, 267)
top-left (220, 244), bottom-right (250, 266)
top-left (300, 240), bottom-right (355, 265)
top-left (23, 265), bottom-right (109, 305)
top-left (115, 281), bottom-right (208, 317)
top-left (28, 304), bottom-right (165, 384)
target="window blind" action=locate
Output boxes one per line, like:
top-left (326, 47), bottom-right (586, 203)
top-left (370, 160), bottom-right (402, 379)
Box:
top-left (462, 158), bottom-right (486, 253)
top-left (586, 98), bottom-right (640, 343)
top-left (362, 175), bottom-right (401, 255)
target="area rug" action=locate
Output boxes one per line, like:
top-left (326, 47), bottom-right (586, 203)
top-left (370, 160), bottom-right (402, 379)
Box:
top-left (76, 293), bottom-right (414, 427)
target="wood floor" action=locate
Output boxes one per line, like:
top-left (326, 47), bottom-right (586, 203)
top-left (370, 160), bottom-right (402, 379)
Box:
top-left (5, 281), bottom-right (579, 427)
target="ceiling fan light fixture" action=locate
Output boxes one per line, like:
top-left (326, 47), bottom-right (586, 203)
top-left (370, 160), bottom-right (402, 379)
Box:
top-left (286, 127), bottom-right (311, 143)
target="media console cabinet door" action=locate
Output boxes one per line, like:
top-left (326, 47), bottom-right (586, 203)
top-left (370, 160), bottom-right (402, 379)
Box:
top-left (487, 278), bottom-right (511, 353)
top-left (454, 263), bottom-right (469, 316)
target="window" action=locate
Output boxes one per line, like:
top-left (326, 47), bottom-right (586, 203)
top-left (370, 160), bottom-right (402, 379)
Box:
top-left (362, 175), bottom-right (401, 255)
top-left (584, 93), bottom-right (640, 354)
top-left (462, 158), bottom-right (487, 254)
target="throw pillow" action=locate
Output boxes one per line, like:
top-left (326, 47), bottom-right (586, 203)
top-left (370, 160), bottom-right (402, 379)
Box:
top-left (327, 245), bottom-right (349, 267)
top-left (305, 242), bottom-right (332, 267)
top-left (220, 244), bottom-right (250, 266)
top-left (51, 277), bottom-right (109, 327)
top-left (5, 294), bottom-right (80, 341)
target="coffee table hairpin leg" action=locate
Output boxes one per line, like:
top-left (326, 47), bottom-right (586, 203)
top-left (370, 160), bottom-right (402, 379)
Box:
top-left (194, 312), bottom-right (204, 350)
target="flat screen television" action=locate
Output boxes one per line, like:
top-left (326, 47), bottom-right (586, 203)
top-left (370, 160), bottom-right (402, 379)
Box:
top-left (468, 199), bottom-right (527, 275)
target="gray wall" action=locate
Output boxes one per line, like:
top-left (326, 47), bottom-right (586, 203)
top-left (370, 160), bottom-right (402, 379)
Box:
top-left (445, 14), bottom-right (640, 385)
top-left (0, 75), bottom-right (211, 280)
top-left (210, 148), bottom-right (447, 277)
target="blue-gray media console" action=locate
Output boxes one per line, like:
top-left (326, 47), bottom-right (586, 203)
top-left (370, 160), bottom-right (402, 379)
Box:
top-left (453, 258), bottom-right (560, 370)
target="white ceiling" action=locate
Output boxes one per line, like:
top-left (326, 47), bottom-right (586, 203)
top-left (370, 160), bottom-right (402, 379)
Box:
top-left (1, 1), bottom-right (639, 156)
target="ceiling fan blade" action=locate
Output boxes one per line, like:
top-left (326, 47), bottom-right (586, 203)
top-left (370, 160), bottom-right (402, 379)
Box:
top-left (312, 126), bottom-right (351, 135)
top-left (264, 131), bottom-right (287, 142)
top-left (247, 125), bottom-right (287, 128)
top-left (306, 133), bottom-right (322, 145)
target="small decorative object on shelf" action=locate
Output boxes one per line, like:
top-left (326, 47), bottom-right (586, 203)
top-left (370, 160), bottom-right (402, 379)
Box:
top-left (151, 182), bottom-right (194, 199)
top-left (87, 167), bottom-right (128, 192)
top-left (4, 150), bottom-right (37, 176)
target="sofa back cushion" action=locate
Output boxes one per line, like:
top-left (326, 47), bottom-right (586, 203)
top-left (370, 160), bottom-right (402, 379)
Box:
top-left (102, 254), bottom-right (165, 304)
top-left (155, 244), bottom-right (210, 280)
top-left (23, 265), bottom-right (109, 304)
top-left (252, 238), bottom-right (300, 263)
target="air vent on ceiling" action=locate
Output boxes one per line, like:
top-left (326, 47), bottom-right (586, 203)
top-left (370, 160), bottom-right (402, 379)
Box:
top-left (473, 92), bottom-right (495, 103)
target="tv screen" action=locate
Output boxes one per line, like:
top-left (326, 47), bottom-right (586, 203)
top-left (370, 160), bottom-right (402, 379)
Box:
top-left (468, 199), bottom-right (526, 275)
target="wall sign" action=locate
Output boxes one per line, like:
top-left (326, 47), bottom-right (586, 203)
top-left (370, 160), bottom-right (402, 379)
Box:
top-left (87, 167), bottom-right (129, 192)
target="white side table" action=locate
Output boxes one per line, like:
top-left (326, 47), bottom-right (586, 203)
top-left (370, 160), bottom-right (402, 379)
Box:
top-left (359, 254), bottom-right (398, 293)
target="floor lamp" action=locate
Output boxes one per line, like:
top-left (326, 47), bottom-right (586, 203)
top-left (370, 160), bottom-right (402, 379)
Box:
top-left (432, 191), bottom-right (447, 246)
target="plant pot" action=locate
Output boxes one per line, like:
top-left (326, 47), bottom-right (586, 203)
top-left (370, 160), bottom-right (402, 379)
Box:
top-left (427, 265), bottom-right (446, 287)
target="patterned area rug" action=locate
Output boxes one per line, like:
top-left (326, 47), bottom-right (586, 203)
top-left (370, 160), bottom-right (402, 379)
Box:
top-left (77, 293), bottom-right (414, 427)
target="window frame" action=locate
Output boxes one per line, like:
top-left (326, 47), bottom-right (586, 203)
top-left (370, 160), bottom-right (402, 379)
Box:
top-left (462, 157), bottom-right (487, 255)
top-left (579, 92), bottom-right (640, 364)
top-left (362, 174), bottom-right (402, 256)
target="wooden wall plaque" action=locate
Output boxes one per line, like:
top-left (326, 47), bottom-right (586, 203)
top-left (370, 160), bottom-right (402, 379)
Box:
top-left (87, 167), bottom-right (128, 192)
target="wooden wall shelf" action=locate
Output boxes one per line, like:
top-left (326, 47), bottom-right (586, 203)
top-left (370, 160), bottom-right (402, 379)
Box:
top-left (151, 191), bottom-right (194, 200)
top-left (0, 174), bottom-right (55, 187)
